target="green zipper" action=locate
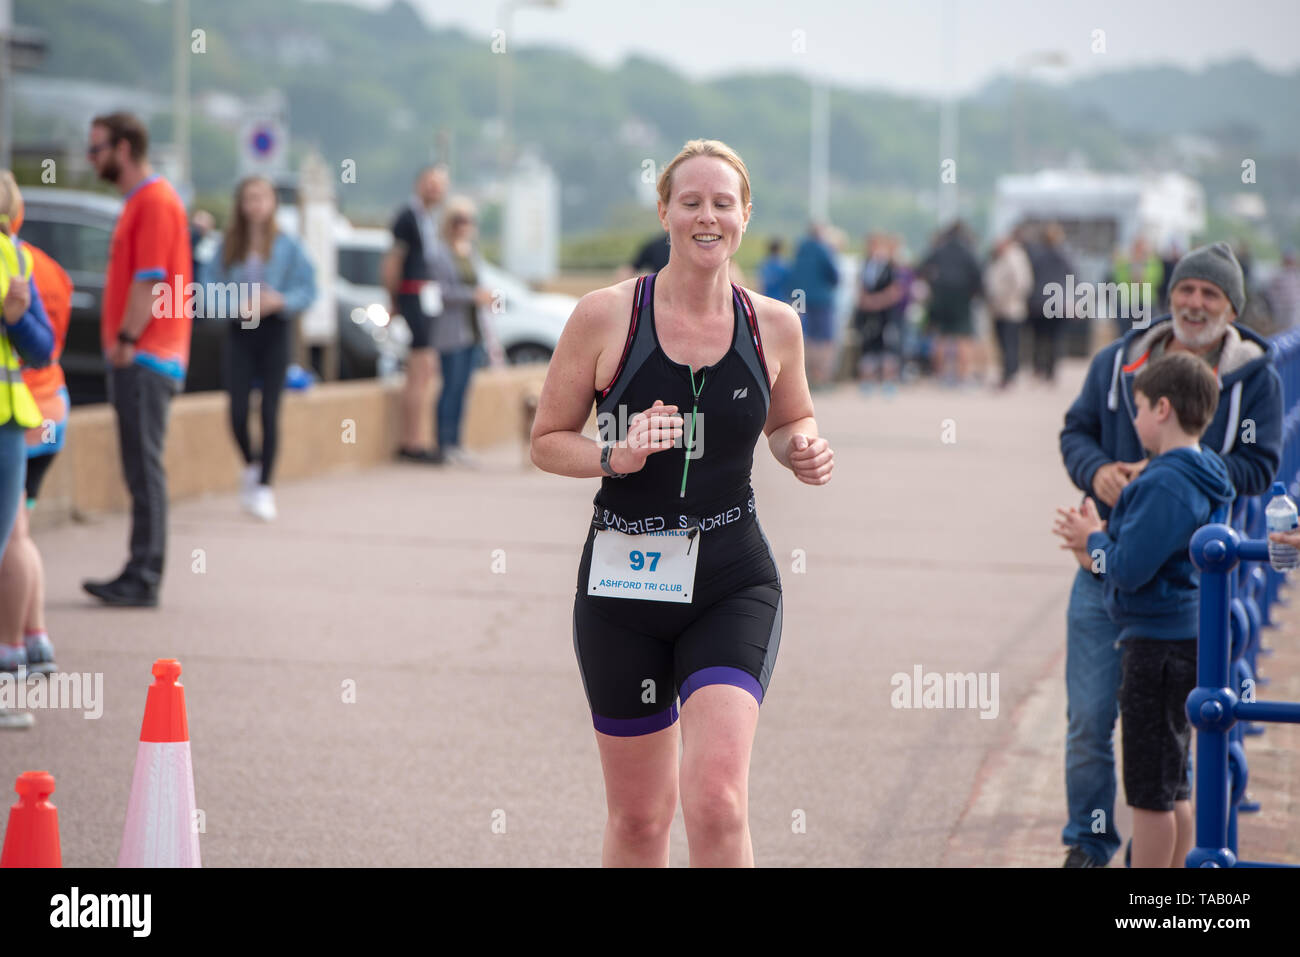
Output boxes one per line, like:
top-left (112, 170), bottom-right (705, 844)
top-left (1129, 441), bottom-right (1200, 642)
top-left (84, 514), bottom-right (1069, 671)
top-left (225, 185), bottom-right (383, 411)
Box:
top-left (679, 366), bottom-right (704, 498)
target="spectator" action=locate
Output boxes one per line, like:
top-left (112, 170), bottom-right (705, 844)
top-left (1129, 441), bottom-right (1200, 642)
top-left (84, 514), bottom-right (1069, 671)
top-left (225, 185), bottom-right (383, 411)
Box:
top-left (1055, 352), bottom-right (1234, 867)
top-left (1026, 222), bottom-right (1073, 383)
top-left (1264, 248), bottom-right (1300, 331)
top-left (788, 222), bottom-right (840, 388)
top-left (0, 170), bottom-right (55, 692)
top-left (616, 233), bottom-right (671, 283)
top-left (917, 220), bottom-right (982, 386)
top-left (1, 175), bottom-right (70, 680)
top-left (189, 208), bottom-right (216, 262)
top-left (1056, 241), bottom-right (1282, 867)
top-left (81, 112), bottom-right (191, 608)
top-left (757, 237), bottom-right (790, 302)
top-left (1109, 237), bottom-right (1164, 337)
top-left (383, 164), bottom-right (449, 464)
top-left (199, 175), bottom-right (316, 521)
top-left (426, 196), bottom-right (499, 466)
top-left (984, 232), bottom-right (1034, 390)
top-left (853, 232), bottom-right (905, 393)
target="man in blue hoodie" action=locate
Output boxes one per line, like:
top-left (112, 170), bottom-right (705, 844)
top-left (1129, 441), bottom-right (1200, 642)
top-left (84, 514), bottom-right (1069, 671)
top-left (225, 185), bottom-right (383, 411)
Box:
top-left (788, 223), bottom-right (840, 388)
top-left (1057, 241), bottom-right (1282, 867)
top-left (1055, 352), bottom-right (1235, 866)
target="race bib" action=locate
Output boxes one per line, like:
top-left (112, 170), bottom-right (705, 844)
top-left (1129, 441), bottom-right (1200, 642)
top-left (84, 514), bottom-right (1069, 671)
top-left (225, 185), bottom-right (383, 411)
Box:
top-left (419, 282), bottom-right (444, 317)
top-left (588, 526), bottom-right (699, 603)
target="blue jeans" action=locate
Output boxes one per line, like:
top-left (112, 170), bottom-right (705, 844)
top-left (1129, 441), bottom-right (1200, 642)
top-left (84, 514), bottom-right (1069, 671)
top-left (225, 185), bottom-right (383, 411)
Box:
top-left (1063, 566), bottom-right (1124, 863)
top-left (436, 345), bottom-right (478, 449)
top-left (0, 423), bottom-right (26, 562)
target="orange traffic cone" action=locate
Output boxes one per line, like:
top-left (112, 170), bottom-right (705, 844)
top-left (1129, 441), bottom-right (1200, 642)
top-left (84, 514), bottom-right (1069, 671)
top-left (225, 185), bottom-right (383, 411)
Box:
top-left (118, 659), bottom-right (200, 867)
top-left (1, 771), bottom-right (62, 867)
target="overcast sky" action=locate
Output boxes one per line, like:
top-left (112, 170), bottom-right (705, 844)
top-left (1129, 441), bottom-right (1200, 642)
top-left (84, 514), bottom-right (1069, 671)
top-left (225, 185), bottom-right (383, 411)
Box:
top-left (329, 0), bottom-right (1300, 97)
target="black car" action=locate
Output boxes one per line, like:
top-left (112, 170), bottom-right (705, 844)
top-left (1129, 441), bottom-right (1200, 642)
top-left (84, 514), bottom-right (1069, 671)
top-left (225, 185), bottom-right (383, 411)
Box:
top-left (18, 187), bottom-right (226, 405)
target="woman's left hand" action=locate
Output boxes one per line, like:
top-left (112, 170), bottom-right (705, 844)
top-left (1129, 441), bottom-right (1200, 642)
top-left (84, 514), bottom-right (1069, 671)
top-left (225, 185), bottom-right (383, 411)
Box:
top-left (788, 433), bottom-right (833, 485)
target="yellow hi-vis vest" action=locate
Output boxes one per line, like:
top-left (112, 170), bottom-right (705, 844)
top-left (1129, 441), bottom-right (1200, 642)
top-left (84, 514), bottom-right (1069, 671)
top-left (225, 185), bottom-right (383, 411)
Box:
top-left (0, 233), bottom-right (41, 428)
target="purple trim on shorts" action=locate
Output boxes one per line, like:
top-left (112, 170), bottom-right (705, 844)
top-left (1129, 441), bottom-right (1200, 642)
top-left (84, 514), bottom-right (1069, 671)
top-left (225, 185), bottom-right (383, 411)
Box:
top-left (679, 666), bottom-right (763, 707)
top-left (592, 701), bottom-right (679, 737)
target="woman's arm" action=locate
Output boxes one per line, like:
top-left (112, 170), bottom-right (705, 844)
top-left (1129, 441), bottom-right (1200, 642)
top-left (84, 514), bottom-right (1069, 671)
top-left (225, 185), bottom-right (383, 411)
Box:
top-left (3, 276), bottom-right (54, 368)
top-left (278, 236), bottom-right (318, 315)
top-left (759, 296), bottom-right (833, 484)
top-left (530, 284), bottom-right (681, 478)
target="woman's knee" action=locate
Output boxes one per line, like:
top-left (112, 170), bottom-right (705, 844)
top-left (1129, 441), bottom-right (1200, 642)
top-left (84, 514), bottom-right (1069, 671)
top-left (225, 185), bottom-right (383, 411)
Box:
top-left (681, 776), bottom-right (746, 836)
top-left (606, 796), bottom-right (676, 844)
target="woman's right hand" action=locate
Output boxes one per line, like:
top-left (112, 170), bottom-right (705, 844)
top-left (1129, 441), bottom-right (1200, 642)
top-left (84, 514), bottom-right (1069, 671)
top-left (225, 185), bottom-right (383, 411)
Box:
top-left (474, 287), bottom-right (495, 307)
top-left (1269, 529), bottom-right (1300, 549)
top-left (609, 400), bottom-right (683, 474)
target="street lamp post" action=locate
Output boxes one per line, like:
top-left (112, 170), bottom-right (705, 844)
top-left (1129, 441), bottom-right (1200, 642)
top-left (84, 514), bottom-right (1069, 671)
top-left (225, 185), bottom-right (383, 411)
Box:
top-left (496, 0), bottom-right (560, 181)
top-left (1013, 50), bottom-right (1068, 171)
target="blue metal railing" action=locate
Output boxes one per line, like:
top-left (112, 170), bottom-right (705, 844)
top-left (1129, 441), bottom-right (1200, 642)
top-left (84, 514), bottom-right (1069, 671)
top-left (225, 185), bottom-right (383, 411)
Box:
top-left (1187, 329), bottom-right (1300, 867)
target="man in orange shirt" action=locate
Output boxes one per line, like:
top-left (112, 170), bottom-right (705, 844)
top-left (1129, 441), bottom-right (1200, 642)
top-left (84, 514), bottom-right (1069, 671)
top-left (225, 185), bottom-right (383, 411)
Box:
top-left (83, 112), bottom-right (192, 607)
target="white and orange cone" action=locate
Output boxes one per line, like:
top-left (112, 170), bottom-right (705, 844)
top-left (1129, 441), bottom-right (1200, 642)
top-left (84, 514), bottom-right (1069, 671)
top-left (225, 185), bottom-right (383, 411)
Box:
top-left (118, 659), bottom-right (201, 867)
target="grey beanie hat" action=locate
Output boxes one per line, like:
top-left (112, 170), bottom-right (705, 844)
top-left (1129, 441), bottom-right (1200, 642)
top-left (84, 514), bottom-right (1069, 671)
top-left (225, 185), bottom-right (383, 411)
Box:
top-left (1169, 241), bottom-right (1246, 317)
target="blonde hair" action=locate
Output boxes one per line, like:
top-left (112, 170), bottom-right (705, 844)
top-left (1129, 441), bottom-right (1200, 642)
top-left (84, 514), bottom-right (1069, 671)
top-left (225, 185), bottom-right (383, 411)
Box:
top-left (440, 195), bottom-right (478, 243)
top-left (656, 139), bottom-right (751, 210)
top-left (0, 170), bottom-right (19, 235)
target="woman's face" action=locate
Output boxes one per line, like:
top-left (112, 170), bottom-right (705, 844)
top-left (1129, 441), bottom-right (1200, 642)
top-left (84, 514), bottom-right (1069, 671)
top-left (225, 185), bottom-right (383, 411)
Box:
top-left (659, 156), bottom-right (750, 267)
top-left (452, 213), bottom-right (476, 242)
top-left (240, 179), bottom-right (276, 226)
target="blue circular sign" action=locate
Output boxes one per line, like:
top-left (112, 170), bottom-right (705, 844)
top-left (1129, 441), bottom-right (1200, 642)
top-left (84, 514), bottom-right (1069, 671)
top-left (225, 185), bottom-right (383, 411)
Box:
top-left (250, 125), bottom-right (276, 157)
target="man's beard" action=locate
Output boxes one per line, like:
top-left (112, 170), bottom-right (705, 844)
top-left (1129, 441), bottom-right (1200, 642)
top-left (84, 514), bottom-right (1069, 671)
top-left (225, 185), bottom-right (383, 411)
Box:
top-left (97, 158), bottom-right (121, 184)
top-left (1172, 302), bottom-right (1230, 350)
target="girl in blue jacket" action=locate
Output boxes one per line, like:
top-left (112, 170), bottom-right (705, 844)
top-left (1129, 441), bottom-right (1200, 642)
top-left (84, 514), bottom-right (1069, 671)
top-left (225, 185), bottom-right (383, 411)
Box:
top-left (200, 176), bottom-right (316, 521)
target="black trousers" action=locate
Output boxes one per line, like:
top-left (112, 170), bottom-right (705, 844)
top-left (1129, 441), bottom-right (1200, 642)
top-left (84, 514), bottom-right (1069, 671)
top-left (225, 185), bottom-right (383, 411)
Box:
top-left (107, 363), bottom-right (181, 586)
top-left (993, 318), bottom-right (1023, 384)
top-left (226, 315), bottom-right (291, 486)
top-left (1029, 312), bottom-right (1063, 380)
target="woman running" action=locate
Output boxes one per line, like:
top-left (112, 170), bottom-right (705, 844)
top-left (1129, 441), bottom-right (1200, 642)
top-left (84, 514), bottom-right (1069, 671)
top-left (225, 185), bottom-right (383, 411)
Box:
top-left (530, 139), bottom-right (834, 867)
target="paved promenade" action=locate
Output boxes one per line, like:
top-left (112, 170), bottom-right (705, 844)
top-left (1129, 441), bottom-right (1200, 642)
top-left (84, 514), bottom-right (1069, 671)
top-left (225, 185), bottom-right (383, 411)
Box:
top-left (6, 359), bottom-right (1297, 866)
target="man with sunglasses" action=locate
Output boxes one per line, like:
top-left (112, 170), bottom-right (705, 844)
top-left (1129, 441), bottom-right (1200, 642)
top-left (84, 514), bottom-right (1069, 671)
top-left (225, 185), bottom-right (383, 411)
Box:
top-left (82, 112), bottom-right (191, 607)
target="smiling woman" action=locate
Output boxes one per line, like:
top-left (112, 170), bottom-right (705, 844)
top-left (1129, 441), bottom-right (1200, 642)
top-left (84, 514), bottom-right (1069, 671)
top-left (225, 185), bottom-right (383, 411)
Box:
top-left (529, 137), bottom-right (835, 867)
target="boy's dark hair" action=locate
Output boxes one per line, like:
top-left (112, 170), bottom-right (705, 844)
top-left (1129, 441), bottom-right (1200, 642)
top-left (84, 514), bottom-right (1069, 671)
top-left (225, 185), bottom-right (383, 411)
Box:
top-left (91, 112), bottom-right (149, 161)
top-left (1133, 352), bottom-right (1220, 435)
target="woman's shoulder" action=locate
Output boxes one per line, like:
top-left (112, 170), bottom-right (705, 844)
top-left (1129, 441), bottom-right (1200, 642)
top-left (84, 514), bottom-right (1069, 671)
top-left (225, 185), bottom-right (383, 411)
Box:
top-left (571, 276), bottom-right (640, 331)
top-left (738, 286), bottom-right (800, 343)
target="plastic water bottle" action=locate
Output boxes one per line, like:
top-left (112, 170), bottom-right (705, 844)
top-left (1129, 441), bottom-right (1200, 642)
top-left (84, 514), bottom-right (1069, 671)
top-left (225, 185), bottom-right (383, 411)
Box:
top-left (1266, 481), bottom-right (1300, 571)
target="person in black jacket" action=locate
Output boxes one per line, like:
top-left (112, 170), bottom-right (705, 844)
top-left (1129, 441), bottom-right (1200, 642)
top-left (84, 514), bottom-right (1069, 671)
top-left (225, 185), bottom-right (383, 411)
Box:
top-left (917, 221), bottom-right (982, 385)
top-left (1025, 222), bottom-right (1073, 383)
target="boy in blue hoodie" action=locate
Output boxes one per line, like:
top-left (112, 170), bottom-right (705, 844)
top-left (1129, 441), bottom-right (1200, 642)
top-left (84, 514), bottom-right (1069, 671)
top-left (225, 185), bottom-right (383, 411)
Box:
top-left (1056, 241), bottom-right (1281, 868)
top-left (1055, 351), bottom-right (1235, 867)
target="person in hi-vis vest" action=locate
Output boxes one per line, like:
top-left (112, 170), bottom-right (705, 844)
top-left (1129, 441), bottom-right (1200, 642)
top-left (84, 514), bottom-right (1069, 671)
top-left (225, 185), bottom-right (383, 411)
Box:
top-left (0, 169), bottom-right (55, 687)
top-left (0, 172), bottom-right (70, 682)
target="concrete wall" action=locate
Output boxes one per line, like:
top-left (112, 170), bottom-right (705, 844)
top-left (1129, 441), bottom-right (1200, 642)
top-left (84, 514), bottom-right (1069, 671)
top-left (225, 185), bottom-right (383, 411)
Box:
top-left (30, 365), bottom-right (549, 530)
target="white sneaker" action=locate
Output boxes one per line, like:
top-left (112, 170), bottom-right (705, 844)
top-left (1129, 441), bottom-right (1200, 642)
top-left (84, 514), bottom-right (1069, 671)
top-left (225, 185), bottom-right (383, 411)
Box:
top-left (240, 463), bottom-right (260, 509)
top-left (443, 446), bottom-right (478, 468)
top-left (249, 485), bottom-right (277, 522)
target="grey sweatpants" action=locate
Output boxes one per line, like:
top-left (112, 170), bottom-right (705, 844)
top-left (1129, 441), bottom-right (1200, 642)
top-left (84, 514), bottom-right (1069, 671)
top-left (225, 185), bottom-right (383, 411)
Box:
top-left (107, 363), bottom-right (181, 586)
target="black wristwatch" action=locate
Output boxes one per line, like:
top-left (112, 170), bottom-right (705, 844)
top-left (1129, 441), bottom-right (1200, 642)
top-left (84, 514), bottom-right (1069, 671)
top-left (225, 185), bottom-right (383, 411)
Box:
top-left (117, 330), bottom-right (139, 345)
top-left (601, 444), bottom-right (629, 478)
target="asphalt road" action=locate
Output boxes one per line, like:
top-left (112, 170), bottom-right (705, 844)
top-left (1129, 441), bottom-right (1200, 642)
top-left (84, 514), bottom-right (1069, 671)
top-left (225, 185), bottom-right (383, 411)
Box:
top-left (5, 359), bottom-right (1296, 866)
